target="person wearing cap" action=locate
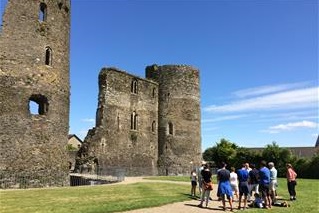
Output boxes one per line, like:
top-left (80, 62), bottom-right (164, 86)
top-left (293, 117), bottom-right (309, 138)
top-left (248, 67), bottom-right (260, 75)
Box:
top-left (268, 162), bottom-right (278, 203)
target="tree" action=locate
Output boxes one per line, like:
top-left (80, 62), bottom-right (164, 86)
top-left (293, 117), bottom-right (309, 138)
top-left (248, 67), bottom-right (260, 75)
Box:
top-left (262, 142), bottom-right (281, 164)
top-left (203, 138), bottom-right (238, 167)
top-left (231, 147), bottom-right (256, 169)
top-left (261, 142), bottom-right (292, 176)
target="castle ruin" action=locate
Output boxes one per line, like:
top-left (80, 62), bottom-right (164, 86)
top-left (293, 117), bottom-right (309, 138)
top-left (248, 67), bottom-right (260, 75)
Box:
top-left (79, 65), bottom-right (202, 176)
top-left (0, 0), bottom-right (71, 187)
top-left (0, 0), bottom-right (202, 187)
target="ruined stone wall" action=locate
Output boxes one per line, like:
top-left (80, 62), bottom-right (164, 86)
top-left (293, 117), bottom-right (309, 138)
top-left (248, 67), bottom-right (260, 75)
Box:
top-left (81, 65), bottom-right (202, 176)
top-left (146, 65), bottom-right (202, 175)
top-left (0, 0), bottom-right (71, 187)
top-left (84, 68), bottom-right (158, 176)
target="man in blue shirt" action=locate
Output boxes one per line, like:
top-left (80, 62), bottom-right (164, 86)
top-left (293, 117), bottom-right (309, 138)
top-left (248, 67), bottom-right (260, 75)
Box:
top-left (237, 164), bottom-right (249, 210)
top-left (259, 160), bottom-right (272, 209)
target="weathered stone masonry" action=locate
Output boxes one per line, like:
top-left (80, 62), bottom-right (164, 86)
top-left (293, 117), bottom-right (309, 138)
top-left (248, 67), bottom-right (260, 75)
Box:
top-left (0, 0), bottom-right (71, 187)
top-left (80, 65), bottom-right (202, 176)
top-left (0, 0), bottom-right (202, 185)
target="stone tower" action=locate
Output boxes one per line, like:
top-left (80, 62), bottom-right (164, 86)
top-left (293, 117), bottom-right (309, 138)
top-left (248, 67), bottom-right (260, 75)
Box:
top-left (146, 65), bottom-right (202, 175)
top-left (0, 0), bottom-right (71, 187)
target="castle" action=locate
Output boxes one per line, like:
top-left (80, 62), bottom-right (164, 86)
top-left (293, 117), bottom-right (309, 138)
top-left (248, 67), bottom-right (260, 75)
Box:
top-left (0, 0), bottom-right (71, 187)
top-left (79, 65), bottom-right (202, 176)
top-left (0, 0), bottom-right (201, 187)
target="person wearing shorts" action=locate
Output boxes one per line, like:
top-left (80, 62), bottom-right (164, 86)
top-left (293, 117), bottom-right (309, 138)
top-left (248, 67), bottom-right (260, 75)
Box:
top-left (268, 162), bottom-right (278, 203)
top-left (259, 160), bottom-right (272, 209)
top-left (230, 167), bottom-right (239, 201)
top-left (217, 162), bottom-right (233, 211)
top-left (237, 164), bottom-right (249, 210)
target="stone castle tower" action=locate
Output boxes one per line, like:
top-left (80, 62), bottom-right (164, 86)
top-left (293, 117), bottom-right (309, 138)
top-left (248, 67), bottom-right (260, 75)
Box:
top-left (146, 65), bottom-right (202, 175)
top-left (0, 0), bottom-right (71, 187)
top-left (80, 65), bottom-right (201, 176)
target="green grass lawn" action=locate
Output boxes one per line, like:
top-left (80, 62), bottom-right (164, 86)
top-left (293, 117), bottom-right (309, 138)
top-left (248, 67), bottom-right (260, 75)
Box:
top-left (246, 178), bottom-right (319, 213)
top-left (0, 182), bottom-right (190, 213)
top-left (143, 175), bottom-right (191, 182)
top-left (0, 177), bottom-right (318, 213)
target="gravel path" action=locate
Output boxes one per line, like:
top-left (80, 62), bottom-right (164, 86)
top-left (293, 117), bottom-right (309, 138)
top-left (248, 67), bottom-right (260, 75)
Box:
top-left (119, 177), bottom-right (238, 213)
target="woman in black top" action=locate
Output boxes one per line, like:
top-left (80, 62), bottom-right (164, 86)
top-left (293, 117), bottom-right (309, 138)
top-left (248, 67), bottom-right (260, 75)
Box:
top-left (198, 164), bottom-right (213, 208)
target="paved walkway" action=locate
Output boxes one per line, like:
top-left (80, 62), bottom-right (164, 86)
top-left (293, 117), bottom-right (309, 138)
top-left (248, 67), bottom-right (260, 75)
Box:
top-left (119, 177), bottom-right (238, 213)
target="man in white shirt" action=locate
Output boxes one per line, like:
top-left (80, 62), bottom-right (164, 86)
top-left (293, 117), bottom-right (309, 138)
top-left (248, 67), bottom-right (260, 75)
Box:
top-left (268, 162), bottom-right (278, 203)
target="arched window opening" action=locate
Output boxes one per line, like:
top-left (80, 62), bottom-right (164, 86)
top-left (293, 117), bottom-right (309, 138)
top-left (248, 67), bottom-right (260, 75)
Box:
top-left (29, 94), bottom-right (49, 115)
top-left (130, 113), bottom-right (134, 130)
top-left (39, 3), bottom-right (47, 22)
top-left (168, 122), bottom-right (173, 135)
top-left (152, 121), bottom-right (156, 132)
top-left (130, 111), bottom-right (138, 130)
top-left (134, 114), bottom-right (138, 130)
top-left (131, 79), bottom-right (138, 94)
top-left (45, 47), bottom-right (52, 66)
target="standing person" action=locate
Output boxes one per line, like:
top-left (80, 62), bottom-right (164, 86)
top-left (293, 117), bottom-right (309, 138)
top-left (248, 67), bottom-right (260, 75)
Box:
top-left (237, 164), bottom-right (250, 210)
top-left (217, 162), bottom-right (233, 211)
top-left (190, 169), bottom-right (198, 198)
top-left (245, 163), bottom-right (252, 173)
top-left (268, 162), bottom-right (278, 203)
top-left (248, 164), bottom-right (259, 201)
top-left (198, 163), bottom-right (213, 208)
top-left (259, 160), bottom-right (272, 209)
top-left (286, 163), bottom-right (297, 201)
top-left (230, 167), bottom-right (239, 201)
top-left (197, 161), bottom-right (205, 196)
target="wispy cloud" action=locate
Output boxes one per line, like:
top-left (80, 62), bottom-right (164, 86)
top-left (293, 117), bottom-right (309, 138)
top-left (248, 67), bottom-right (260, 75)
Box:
top-left (263, 120), bottom-right (318, 134)
top-left (233, 82), bottom-right (311, 98)
top-left (204, 87), bottom-right (318, 113)
top-left (251, 110), bottom-right (318, 123)
top-left (202, 114), bottom-right (249, 123)
top-left (81, 118), bottom-right (95, 124)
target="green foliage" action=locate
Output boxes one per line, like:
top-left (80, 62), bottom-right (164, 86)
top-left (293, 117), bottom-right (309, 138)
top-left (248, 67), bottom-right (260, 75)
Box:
top-left (66, 144), bottom-right (78, 151)
top-left (294, 154), bottom-right (319, 179)
top-left (203, 138), bottom-right (237, 166)
top-left (262, 142), bottom-right (293, 176)
top-left (231, 147), bottom-right (255, 168)
top-left (203, 139), bottom-right (318, 178)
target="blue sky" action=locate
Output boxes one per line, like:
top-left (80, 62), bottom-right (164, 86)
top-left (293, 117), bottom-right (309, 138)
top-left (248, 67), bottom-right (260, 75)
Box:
top-left (1, 0), bottom-right (318, 150)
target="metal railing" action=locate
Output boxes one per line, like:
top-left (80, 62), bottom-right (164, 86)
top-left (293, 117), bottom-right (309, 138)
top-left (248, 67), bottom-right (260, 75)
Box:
top-left (0, 168), bottom-right (126, 189)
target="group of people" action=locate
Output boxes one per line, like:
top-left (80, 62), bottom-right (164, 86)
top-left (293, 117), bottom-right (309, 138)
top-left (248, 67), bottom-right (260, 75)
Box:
top-left (190, 160), bottom-right (297, 211)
